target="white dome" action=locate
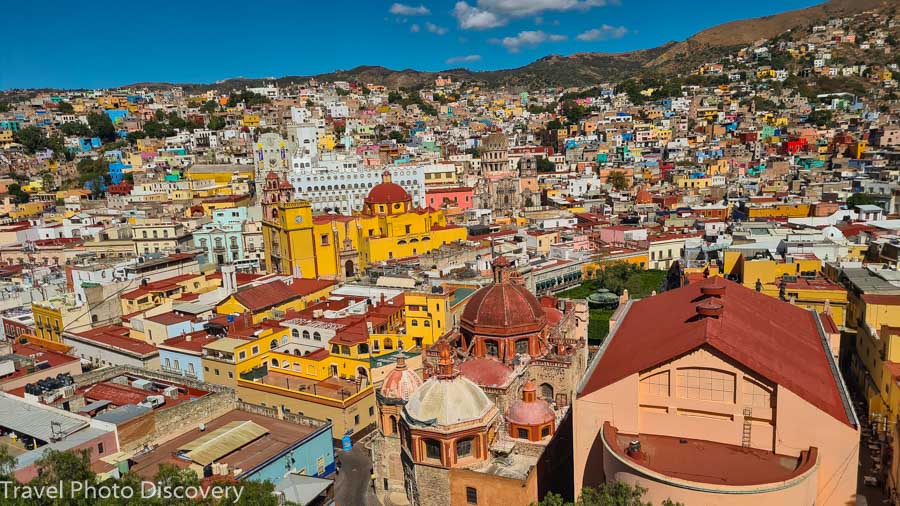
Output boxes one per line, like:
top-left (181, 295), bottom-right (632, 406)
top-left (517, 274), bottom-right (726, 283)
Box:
top-left (404, 375), bottom-right (494, 427)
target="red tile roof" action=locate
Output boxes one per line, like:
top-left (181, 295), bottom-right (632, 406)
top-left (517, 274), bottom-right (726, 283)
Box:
top-left (85, 382), bottom-right (150, 406)
top-left (862, 294), bottom-right (900, 305)
top-left (71, 325), bottom-right (158, 356)
top-left (233, 279), bottom-right (334, 312)
top-left (579, 277), bottom-right (853, 427)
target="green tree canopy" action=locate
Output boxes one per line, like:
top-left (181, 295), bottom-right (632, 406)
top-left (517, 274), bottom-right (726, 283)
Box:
top-left (87, 112), bottom-right (117, 142)
top-left (56, 101), bottom-right (75, 114)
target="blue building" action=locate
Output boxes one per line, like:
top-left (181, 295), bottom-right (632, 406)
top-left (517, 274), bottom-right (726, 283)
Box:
top-left (243, 421), bottom-right (335, 482)
top-left (193, 207), bottom-right (254, 266)
top-left (108, 159), bottom-right (132, 184)
top-left (106, 109), bottom-right (129, 125)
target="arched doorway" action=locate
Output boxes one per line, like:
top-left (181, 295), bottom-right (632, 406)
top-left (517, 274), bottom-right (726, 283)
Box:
top-left (345, 260), bottom-right (355, 278)
top-left (356, 366), bottom-right (369, 387)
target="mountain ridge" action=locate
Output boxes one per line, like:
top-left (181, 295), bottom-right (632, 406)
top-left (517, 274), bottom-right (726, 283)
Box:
top-left (118, 0), bottom-right (895, 92)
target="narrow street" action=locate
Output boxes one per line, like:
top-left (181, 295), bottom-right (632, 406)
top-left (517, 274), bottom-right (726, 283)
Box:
top-left (334, 443), bottom-right (378, 506)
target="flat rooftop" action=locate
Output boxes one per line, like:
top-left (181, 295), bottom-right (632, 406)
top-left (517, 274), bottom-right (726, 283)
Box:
top-left (604, 423), bottom-right (814, 486)
top-left (253, 370), bottom-right (365, 402)
top-left (129, 409), bottom-right (322, 479)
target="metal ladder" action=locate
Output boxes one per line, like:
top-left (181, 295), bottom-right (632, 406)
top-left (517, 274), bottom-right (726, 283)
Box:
top-left (741, 407), bottom-right (752, 448)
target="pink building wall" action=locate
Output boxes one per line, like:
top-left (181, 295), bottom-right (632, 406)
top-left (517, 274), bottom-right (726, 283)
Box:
top-left (426, 188), bottom-right (474, 211)
top-left (573, 344), bottom-right (859, 506)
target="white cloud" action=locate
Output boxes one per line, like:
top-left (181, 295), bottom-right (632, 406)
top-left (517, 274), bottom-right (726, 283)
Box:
top-left (453, 0), bottom-right (617, 29)
top-left (446, 54), bottom-right (482, 64)
top-left (426, 22), bottom-right (449, 35)
top-left (453, 2), bottom-right (504, 30)
top-left (493, 30), bottom-right (566, 53)
top-left (410, 23), bottom-right (421, 32)
top-left (389, 3), bottom-right (430, 16)
top-left (577, 24), bottom-right (628, 41)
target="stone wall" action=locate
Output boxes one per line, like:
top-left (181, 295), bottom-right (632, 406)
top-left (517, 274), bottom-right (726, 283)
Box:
top-left (74, 365), bottom-right (237, 452)
top-left (411, 459), bottom-right (451, 506)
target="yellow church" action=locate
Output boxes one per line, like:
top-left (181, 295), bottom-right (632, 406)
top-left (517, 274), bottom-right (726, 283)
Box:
top-left (262, 170), bottom-right (467, 279)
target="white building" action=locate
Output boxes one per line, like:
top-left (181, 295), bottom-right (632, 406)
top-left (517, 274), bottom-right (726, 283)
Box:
top-left (289, 159), bottom-right (428, 214)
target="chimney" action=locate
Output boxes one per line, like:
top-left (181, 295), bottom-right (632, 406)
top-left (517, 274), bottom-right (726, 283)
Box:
top-left (221, 263), bottom-right (237, 295)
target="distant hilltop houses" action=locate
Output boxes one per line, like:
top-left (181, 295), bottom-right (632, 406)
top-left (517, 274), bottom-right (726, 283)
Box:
top-left (0, 2), bottom-right (899, 505)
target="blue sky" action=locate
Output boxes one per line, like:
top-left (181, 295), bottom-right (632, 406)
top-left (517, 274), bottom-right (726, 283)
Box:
top-left (2, 0), bottom-right (824, 90)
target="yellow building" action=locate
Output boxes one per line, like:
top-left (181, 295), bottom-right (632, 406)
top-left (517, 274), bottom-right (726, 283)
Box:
top-left (262, 171), bottom-right (467, 280)
top-left (215, 278), bottom-right (335, 324)
top-left (725, 252), bottom-right (848, 326)
top-left (851, 294), bottom-right (900, 422)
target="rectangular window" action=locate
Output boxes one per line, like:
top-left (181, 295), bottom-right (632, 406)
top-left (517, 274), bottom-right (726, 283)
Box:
top-left (354, 414), bottom-right (360, 425)
top-left (97, 442), bottom-right (104, 454)
top-left (466, 487), bottom-right (478, 505)
top-left (320, 234), bottom-right (329, 246)
top-left (517, 428), bottom-right (529, 439)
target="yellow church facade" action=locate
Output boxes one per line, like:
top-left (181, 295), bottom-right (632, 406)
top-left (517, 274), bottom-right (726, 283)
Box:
top-left (262, 171), bottom-right (467, 279)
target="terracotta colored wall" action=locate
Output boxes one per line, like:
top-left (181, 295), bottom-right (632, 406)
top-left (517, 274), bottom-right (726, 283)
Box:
top-left (449, 466), bottom-right (537, 506)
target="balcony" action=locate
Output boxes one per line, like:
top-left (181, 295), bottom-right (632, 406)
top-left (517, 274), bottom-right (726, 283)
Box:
top-left (601, 422), bottom-right (818, 496)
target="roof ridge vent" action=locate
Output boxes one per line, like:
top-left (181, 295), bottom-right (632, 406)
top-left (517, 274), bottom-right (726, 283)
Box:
top-left (696, 299), bottom-right (724, 319)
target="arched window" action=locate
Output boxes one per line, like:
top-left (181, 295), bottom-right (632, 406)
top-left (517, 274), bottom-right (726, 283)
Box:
top-left (269, 339), bottom-right (278, 350)
top-left (302, 330), bottom-right (310, 339)
top-left (292, 329), bottom-right (300, 338)
top-left (270, 358), bottom-right (279, 368)
top-left (281, 360), bottom-right (290, 368)
top-left (540, 383), bottom-right (554, 403)
top-left (313, 332), bottom-right (321, 341)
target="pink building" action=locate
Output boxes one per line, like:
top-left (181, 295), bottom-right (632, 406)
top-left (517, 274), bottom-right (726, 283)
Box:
top-left (425, 186), bottom-right (474, 211)
top-left (573, 277), bottom-right (859, 506)
top-left (598, 225), bottom-right (647, 246)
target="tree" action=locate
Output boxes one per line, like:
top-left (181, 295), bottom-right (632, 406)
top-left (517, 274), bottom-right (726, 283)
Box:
top-left (41, 171), bottom-right (55, 191)
top-left (608, 171), bottom-right (628, 190)
top-left (60, 121), bottom-right (93, 137)
top-left (56, 101), bottom-right (75, 114)
top-left (88, 112), bottom-right (117, 142)
top-left (847, 193), bottom-right (877, 207)
top-left (537, 157), bottom-right (556, 173)
top-left (533, 482), bottom-right (683, 506)
top-left (207, 115), bottom-right (227, 130)
top-left (13, 125), bottom-right (52, 153)
top-left (806, 109), bottom-right (833, 127)
top-left (200, 100), bottom-right (219, 113)
top-left (0, 444), bottom-right (16, 479)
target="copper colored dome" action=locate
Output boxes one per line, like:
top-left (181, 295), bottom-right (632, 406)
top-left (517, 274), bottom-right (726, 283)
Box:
top-left (461, 282), bottom-right (546, 336)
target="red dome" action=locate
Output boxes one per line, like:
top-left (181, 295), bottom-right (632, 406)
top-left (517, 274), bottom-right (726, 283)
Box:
top-left (544, 307), bottom-right (563, 326)
top-left (458, 358), bottom-right (513, 387)
top-left (380, 356), bottom-right (422, 401)
top-left (507, 382), bottom-right (555, 427)
top-left (365, 182), bottom-right (411, 205)
top-left (461, 282), bottom-right (546, 336)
